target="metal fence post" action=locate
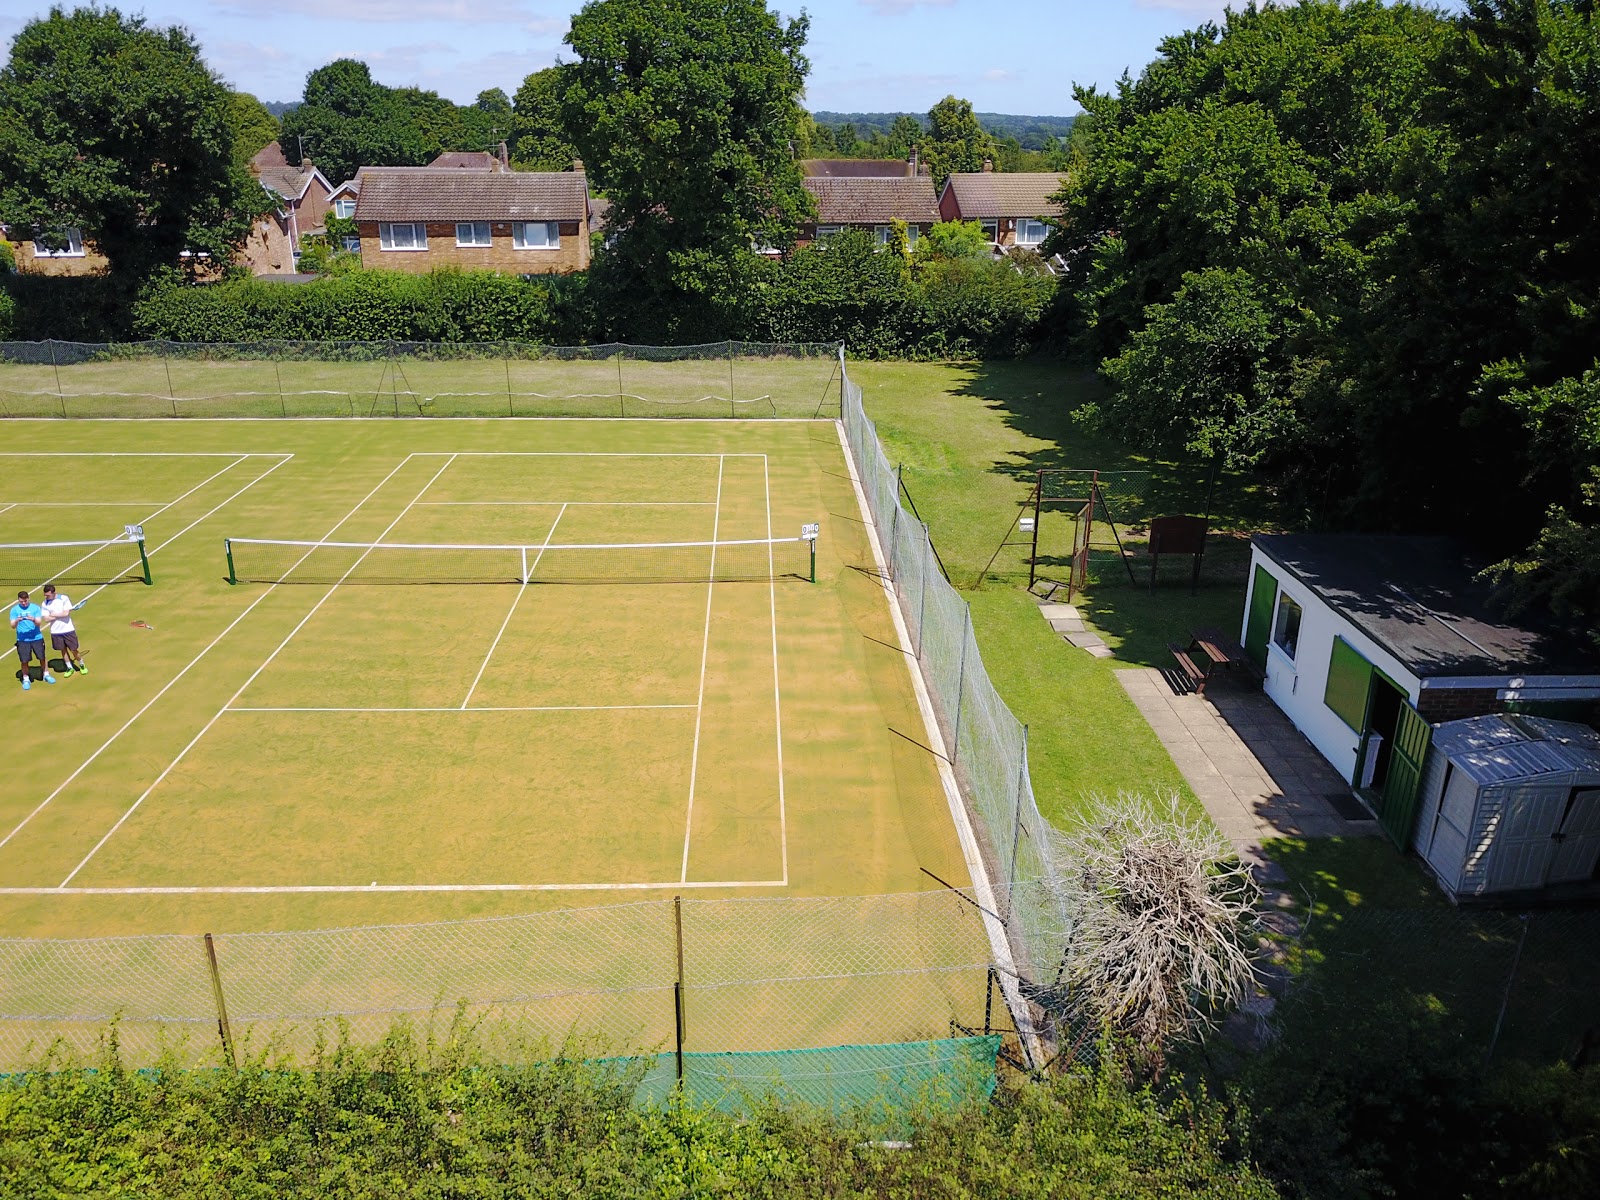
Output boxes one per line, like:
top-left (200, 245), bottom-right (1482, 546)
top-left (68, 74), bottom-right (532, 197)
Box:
top-left (915, 525), bottom-right (931, 660)
top-left (886, 465), bottom-right (902, 582)
top-left (161, 344), bottom-right (177, 416)
top-left (950, 604), bottom-right (971, 763)
top-left (1486, 911), bottom-right (1531, 1069)
top-left (48, 340), bottom-right (65, 417)
top-left (673, 895), bottom-right (686, 1085)
top-left (1006, 727), bottom-right (1031, 917)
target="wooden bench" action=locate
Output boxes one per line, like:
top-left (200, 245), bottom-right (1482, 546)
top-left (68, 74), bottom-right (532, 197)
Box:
top-left (1168, 643), bottom-right (1211, 694)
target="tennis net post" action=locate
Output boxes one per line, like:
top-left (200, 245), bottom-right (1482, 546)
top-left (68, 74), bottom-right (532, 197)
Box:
top-left (224, 538), bottom-right (237, 586)
top-left (136, 537), bottom-right (152, 586)
top-left (803, 523), bottom-right (819, 584)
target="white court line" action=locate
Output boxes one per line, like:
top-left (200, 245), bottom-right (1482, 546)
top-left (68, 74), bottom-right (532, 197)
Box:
top-left (26, 502), bottom-right (175, 506)
top-left (461, 502), bottom-right (566, 708)
top-left (0, 454), bottom-right (419, 858)
top-left (679, 455), bottom-right (724, 884)
top-left (59, 455), bottom-right (458, 886)
top-left (227, 705), bottom-right (696, 713)
top-left (0, 452), bottom-right (277, 456)
top-left (415, 501), bottom-right (715, 506)
top-left (75, 454), bottom-right (296, 606)
top-left (0, 879), bottom-right (787, 895)
top-left (422, 451), bottom-right (762, 457)
top-left (0, 504), bottom-right (13, 516)
top-left (30, 455), bottom-right (249, 586)
top-left (765, 454), bottom-right (789, 885)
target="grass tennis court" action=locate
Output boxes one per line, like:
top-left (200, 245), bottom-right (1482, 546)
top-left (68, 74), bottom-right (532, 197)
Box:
top-left (0, 415), bottom-right (978, 967)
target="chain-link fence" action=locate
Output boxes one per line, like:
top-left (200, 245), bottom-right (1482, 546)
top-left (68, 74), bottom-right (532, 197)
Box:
top-left (839, 355), bottom-right (1071, 1010)
top-left (0, 890), bottom-right (1019, 1109)
top-left (0, 340), bottom-right (843, 419)
top-left (1270, 903), bottom-right (1600, 1067)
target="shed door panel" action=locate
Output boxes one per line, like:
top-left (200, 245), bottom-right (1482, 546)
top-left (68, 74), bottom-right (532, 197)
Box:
top-left (1547, 787), bottom-right (1600, 884)
top-left (1244, 565), bottom-right (1277, 670)
top-left (1376, 700), bottom-right (1431, 847)
top-left (1488, 786), bottom-right (1558, 891)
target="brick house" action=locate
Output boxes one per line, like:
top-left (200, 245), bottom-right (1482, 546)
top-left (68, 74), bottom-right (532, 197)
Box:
top-left (937, 166), bottom-right (1064, 250)
top-left (352, 167), bottom-right (591, 275)
top-left (237, 141), bottom-right (338, 276)
top-left (798, 175), bottom-right (941, 249)
top-left (426, 148), bottom-right (511, 172)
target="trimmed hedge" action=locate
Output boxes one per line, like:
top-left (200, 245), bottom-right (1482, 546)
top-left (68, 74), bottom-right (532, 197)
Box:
top-left (13, 239), bottom-right (1055, 356)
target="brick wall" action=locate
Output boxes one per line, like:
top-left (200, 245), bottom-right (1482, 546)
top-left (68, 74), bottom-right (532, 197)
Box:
top-left (297, 179), bottom-right (333, 235)
top-left (12, 238), bottom-right (109, 276)
top-left (1416, 687), bottom-right (1503, 723)
top-left (357, 220), bottom-right (588, 275)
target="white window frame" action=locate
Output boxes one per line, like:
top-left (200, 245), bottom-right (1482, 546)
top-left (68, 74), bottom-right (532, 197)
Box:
top-left (333, 198), bottom-right (357, 219)
top-left (1272, 593), bottom-right (1304, 662)
top-left (455, 221), bottom-right (492, 248)
top-left (1016, 218), bottom-right (1049, 246)
top-left (378, 222), bottom-right (428, 251)
top-left (32, 228), bottom-right (85, 258)
top-left (815, 224), bottom-right (843, 238)
top-left (341, 235), bottom-right (362, 254)
top-left (512, 221), bottom-right (559, 250)
top-left (905, 225), bottom-right (920, 248)
top-left (874, 224), bottom-right (895, 245)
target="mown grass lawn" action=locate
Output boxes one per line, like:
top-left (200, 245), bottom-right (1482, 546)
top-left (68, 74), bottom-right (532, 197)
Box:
top-left (850, 357), bottom-right (1273, 826)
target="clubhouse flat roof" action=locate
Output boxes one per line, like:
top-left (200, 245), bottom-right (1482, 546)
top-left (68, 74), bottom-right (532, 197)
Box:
top-left (1252, 534), bottom-right (1600, 679)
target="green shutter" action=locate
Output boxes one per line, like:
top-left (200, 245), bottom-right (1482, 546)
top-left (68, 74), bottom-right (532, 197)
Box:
top-left (1244, 564), bottom-right (1278, 669)
top-left (1324, 636), bottom-right (1374, 731)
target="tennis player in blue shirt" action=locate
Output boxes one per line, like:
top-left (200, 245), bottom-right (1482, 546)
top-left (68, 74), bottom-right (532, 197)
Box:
top-left (9, 590), bottom-right (55, 691)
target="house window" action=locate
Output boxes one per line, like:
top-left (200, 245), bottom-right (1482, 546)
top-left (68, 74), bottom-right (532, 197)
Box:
top-left (815, 225), bottom-right (843, 237)
top-left (333, 198), bottom-right (357, 219)
top-left (874, 224), bottom-right (895, 244)
top-left (341, 236), bottom-right (362, 254)
top-left (1272, 593), bottom-right (1303, 661)
top-left (378, 222), bottom-right (427, 251)
top-left (32, 228), bottom-right (85, 258)
top-left (512, 221), bottom-right (559, 249)
top-left (980, 219), bottom-right (999, 242)
top-left (1016, 218), bottom-right (1049, 246)
top-left (455, 221), bottom-right (492, 247)
top-left (905, 225), bottom-right (920, 248)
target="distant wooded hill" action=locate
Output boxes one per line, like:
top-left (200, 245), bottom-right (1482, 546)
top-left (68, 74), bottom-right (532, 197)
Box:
top-left (263, 101), bottom-right (298, 118)
top-left (810, 111), bottom-right (1076, 150)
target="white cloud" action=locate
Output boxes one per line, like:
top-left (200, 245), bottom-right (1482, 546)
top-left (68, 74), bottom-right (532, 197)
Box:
top-left (860, 0), bottom-right (956, 14)
top-left (219, 0), bottom-right (552, 23)
top-left (982, 68), bottom-right (1015, 82)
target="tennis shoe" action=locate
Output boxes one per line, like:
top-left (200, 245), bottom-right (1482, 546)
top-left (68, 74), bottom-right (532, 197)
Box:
top-left (21, 677), bottom-right (29, 691)
top-left (43, 672), bottom-right (55, 684)
top-left (75, 663), bottom-right (87, 675)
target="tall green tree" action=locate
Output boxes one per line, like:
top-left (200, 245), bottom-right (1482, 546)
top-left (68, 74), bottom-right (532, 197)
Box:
top-left (510, 67), bottom-right (577, 170)
top-left (0, 5), bottom-right (270, 280)
top-left (560, 0), bottom-right (813, 338)
top-left (225, 90), bottom-right (281, 167)
top-left (924, 95), bottom-right (996, 184)
top-left (279, 59), bottom-right (427, 182)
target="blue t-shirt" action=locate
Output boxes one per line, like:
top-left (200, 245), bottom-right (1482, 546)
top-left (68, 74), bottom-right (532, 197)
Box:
top-left (10, 603), bottom-right (43, 642)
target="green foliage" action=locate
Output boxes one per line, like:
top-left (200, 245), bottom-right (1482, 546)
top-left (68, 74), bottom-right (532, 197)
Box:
top-left (562, 0), bottom-right (813, 339)
top-left (278, 60), bottom-right (508, 185)
top-left (0, 239), bottom-right (14, 274)
top-left (0, 1028), bottom-right (1275, 1198)
top-left (0, 5), bottom-right (274, 283)
top-left (924, 95), bottom-right (998, 185)
top-left (913, 219), bottom-right (992, 265)
top-left (0, 273), bottom-right (134, 339)
top-left (131, 270), bottom-right (559, 342)
top-left (510, 66), bottom-right (578, 171)
top-left (225, 90), bottom-right (281, 166)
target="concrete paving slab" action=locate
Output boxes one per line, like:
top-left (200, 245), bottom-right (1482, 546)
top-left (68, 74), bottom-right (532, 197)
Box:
top-left (1085, 644), bottom-right (1115, 659)
top-left (1038, 603), bottom-right (1081, 620)
top-left (1048, 618), bottom-right (1086, 634)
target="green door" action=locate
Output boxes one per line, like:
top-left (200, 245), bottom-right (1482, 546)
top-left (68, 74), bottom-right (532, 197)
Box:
top-left (1375, 700), bottom-right (1431, 848)
top-left (1244, 564), bottom-right (1278, 669)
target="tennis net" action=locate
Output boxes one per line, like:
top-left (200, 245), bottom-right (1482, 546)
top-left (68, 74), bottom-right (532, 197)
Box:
top-left (225, 529), bottom-right (820, 586)
top-left (0, 532), bottom-right (151, 588)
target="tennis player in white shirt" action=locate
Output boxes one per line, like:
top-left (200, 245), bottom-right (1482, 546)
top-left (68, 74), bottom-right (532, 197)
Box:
top-left (40, 583), bottom-right (87, 675)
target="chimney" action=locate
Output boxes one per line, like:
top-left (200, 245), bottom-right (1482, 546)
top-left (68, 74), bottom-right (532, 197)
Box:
top-left (498, 141), bottom-right (509, 171)
top-left (572, 157), bottom-right (584, 173)
top-left (982, 157), bottom-right (994, 172)
top-left (908, 146), bottom-right (918, 176)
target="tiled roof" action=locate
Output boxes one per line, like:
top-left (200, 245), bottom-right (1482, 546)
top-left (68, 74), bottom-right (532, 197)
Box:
top-left (803, 176), bottom-right (940, 224)
top-left (353, 168), bottom-right (589, 222)
top-left (800, 158), bottom-right (914, 178)
top-left (943, 172), bottom-right (1065, 219)
top-left (427, 150), bottom-right (504, 171)
top-left (252, 141), bottom-right (289, 169)
top-left (257, 166), bottom-right (314, 202)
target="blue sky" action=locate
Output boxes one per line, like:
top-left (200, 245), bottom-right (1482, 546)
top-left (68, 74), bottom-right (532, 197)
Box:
top-left (0, 2), bottom-right (1455, 114)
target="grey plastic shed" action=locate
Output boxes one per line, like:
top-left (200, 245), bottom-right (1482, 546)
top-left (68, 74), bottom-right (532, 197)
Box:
top-left (1412, 714), bottom-right (1600, 901)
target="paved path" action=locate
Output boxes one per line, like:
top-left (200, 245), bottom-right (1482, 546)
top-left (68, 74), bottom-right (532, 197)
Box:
top-left (1116, 667), bottom-right (1379, 858)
